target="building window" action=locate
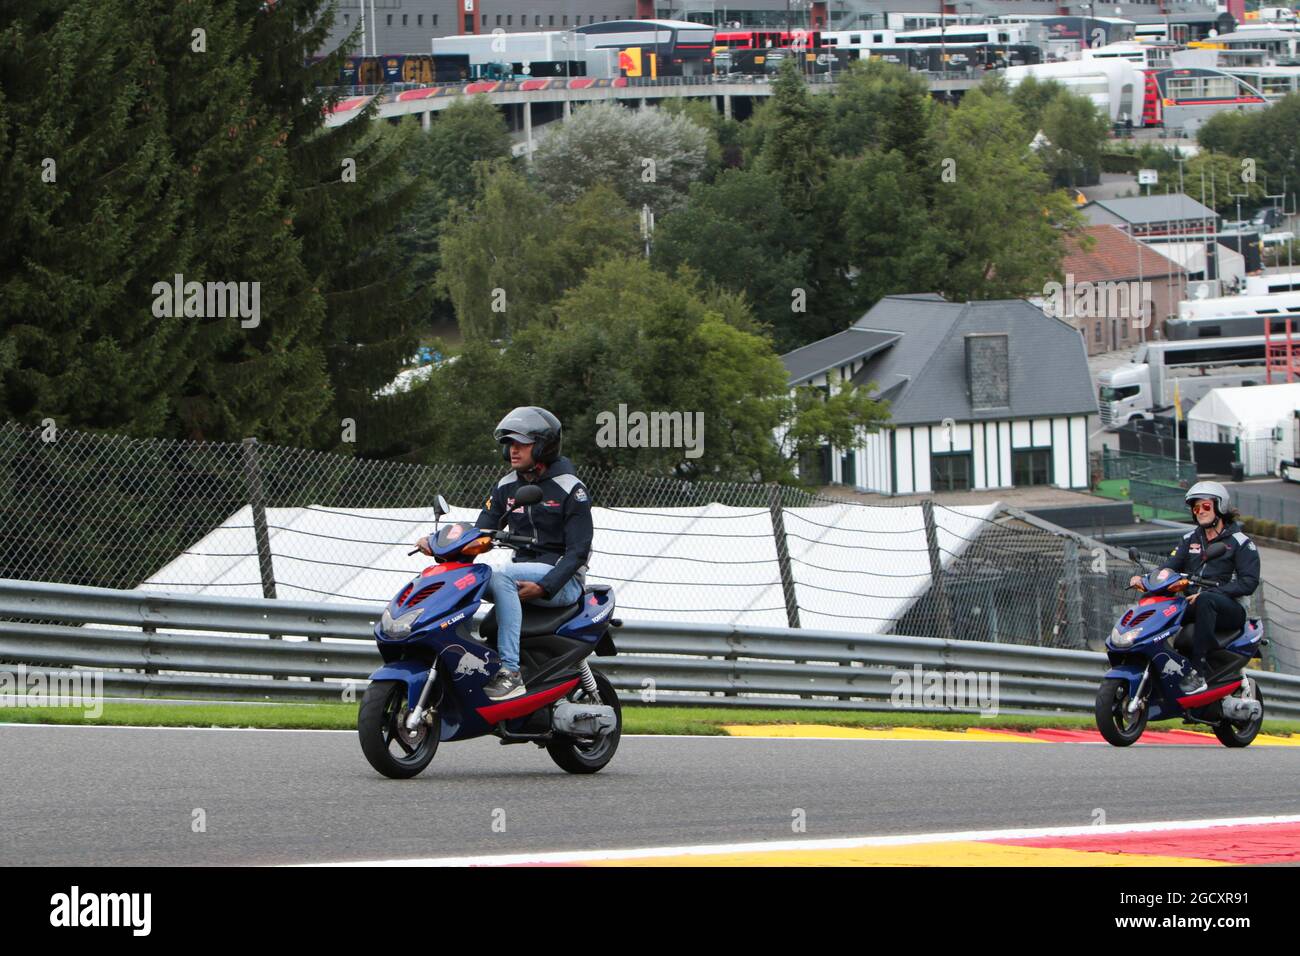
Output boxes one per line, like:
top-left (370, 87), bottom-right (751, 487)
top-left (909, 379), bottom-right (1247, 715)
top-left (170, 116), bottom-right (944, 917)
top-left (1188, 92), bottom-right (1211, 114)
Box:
top-left (481, 13), bottom-right (486, 24)
top-left (535, 15), bottom-right (541, 26)
top-left (549, 15), bottom-right (555, 25)
top-left (386, 15), bottom-right (392, 26)
top-left (402, 14), bottom-right (407, 26)
top-left (417, 15), bottom-right (422, 26)
top-left (507, 15), bottom-right (512, 25)
top-left (1012, 448), bottom-right (1053, 487)
top-left (343, 13), bottom-right (349, 24)
top-left (433, 15), bottom-right (438, 26)
top-left (496, 15), bottom-right (501, 25)
top-left (931, 453), bottom-right (972, 492)
top-left (563, 15), bottom-right (568, 25)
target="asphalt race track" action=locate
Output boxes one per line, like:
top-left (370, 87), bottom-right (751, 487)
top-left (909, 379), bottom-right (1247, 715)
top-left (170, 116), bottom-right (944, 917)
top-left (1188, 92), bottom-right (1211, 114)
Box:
top-left (2, 724), bottom-right (1299, 866)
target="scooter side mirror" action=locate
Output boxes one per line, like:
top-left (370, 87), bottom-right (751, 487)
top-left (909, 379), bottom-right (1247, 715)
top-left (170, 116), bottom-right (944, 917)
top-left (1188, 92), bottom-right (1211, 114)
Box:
top-left (1204, 540), bottom-right (1228, 560)
top-left (433, 494), bottom-right (450, 519)
top-left (1127, 547), bottom-right (1141, 563)
top-left (514, 484), bottom-right (543, 506)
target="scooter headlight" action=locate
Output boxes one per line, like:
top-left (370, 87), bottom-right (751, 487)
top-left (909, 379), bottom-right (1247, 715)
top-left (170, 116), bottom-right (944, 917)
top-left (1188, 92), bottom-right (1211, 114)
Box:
top-left (1110, 626), bottom-right (1142, 648)
top-left (381, 606), bottom-right (423, 640)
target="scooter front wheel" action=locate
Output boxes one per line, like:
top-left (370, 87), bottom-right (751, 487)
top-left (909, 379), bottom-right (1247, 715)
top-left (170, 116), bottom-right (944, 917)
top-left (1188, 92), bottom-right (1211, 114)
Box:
top-left (358, 680), bottom-right (441, 779)
top-left (1095, 677), bottom-right (1147, 747)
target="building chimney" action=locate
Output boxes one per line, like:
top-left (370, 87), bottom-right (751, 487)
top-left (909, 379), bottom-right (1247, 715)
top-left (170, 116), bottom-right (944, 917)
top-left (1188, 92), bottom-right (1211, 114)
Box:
top-left (966, 333), bottom-right (1010, 410)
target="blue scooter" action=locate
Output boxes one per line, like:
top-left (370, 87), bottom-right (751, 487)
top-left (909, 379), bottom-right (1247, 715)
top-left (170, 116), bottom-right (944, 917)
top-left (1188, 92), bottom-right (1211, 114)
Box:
top-left (357, 484), bottom-right (622, 778)
top-left (1096, 542), bottom-right (1266, 747)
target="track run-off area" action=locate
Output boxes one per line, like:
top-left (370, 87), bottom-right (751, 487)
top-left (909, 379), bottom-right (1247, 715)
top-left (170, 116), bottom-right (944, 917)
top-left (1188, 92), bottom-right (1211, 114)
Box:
top-left (2, 723), bottom-right (1298, 866)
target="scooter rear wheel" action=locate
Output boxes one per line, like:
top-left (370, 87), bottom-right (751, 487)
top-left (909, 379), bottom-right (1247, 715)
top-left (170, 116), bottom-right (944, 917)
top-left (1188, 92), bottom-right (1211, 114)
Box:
top-left (358, 680), bottom-right (441, 779)
top-left (1095, 677), bottom-right (1147, 747)
top-left (546, 668), bottom-right (621, 774)
top-left (1214, 679), bottom-right (1264, 748)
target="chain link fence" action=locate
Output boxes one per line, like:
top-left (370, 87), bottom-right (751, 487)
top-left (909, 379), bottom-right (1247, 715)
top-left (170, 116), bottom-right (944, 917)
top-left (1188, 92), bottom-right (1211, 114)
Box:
top-left (1100, 448), bottom-right (1197, 485)
top-left (1235, 489), bottom-right (1300, 529)
top-left (1, 420), bottom-right (1295, 669)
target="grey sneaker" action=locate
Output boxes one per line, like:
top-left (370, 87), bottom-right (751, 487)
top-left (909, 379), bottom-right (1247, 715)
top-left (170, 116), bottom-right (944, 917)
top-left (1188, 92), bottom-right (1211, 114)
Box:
top-left (484, 668), bottom-right (526, 701)
top-left (1179, 670), bottom-right (1208, 696)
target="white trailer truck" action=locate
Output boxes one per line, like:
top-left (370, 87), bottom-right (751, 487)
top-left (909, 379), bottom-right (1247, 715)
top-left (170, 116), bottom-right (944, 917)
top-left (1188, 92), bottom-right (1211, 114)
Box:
top-left (1097, 335), bottom-right (1271, 429)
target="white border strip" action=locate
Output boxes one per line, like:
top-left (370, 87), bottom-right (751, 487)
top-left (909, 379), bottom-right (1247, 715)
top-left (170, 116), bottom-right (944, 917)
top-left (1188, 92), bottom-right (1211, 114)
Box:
top-left (295, 814), bottom-right (1300, 867)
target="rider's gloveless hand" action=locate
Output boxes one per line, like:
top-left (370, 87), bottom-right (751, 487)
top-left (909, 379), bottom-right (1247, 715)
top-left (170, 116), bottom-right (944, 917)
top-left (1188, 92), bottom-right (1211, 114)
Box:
top-left (416, 535), bottom-right (432, 556)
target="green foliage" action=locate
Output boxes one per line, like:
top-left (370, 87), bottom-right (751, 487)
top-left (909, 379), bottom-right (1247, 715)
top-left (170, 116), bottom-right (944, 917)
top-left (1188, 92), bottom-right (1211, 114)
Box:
top-left (0, 0), bottom-right (424, 455)
top-left (1196, 93), bottom-right (1300, 205)
top-left (398, 98), bottom-right (513, 335)
top-left (531, 101), bottom-right (709, 214)
top-left (777, 379), bottom-right (891, 478)
top-left (824, 58), bottom-right (934, 159)
top-left (653, 167), bottom-right (813, 351)
top-left (928, 86), bottom-right (1084, 300)
top-left (1184, 152), bottom-right (1268, 214)
top-left (417, 258), bottom-right (889, 481)
top-left (437, 165), bottom-right (639, 342)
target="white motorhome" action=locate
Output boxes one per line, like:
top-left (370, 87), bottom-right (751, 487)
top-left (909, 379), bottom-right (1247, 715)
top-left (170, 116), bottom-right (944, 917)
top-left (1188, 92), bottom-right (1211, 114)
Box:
top-left (1244, 271), bottom-right (1300, 295)
top-left (1257, 7), bottom-right (1300, 23)
top-left (1004, 57), bottom-right (1144, 125)
top-left (1178, 290), bottom-right (1300, 321)
top-left (1096, 335), bottom-right (1271, 428)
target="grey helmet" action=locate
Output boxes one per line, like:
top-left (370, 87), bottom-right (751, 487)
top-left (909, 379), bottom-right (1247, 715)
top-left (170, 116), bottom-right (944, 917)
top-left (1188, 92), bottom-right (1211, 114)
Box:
top-left (493, 406), bottom-right (562, 465)
top-left (1185, 480), bottom-right (1231, 517)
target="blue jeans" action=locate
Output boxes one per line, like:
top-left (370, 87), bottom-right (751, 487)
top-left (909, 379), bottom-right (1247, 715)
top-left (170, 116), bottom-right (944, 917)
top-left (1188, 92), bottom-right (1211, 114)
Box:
top-left (487, 562), bottom-right (583, 671)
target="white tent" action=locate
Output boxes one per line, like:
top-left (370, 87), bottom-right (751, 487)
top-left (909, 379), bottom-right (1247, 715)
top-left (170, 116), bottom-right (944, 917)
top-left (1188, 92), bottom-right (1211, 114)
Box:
top-left (1187, 382), bottom-right (1300, 476)
top-left (141, 500), bottom-right (999, 634)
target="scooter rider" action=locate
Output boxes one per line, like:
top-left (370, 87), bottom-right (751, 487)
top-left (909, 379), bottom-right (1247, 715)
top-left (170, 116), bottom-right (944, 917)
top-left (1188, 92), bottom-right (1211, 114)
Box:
top-left (1128, 481), bottom-right (1260, 696)
top-left (418, 407), bottom-right (592, 702)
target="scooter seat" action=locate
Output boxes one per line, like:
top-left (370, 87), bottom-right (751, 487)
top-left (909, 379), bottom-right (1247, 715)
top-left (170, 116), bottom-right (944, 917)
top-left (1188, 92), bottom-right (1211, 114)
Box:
top-left (1173, 623), bottom-right (1245, 654)
top-left (479, 601), bottom-right (583, 641)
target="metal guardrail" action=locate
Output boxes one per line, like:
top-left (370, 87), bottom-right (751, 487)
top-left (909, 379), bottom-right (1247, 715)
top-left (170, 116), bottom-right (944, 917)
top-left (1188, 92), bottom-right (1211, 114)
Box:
top-left (3, 578), bottom-right (1299, 718)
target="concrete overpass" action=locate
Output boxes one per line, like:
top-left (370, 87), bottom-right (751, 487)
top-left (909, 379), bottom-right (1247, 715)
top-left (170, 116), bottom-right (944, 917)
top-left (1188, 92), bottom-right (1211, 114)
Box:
top-left (324, 73), bottom-right (987, 148)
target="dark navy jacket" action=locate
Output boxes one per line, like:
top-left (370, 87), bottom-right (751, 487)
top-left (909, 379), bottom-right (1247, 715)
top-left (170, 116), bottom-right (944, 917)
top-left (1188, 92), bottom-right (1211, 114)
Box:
top-left (475, 457), bottom-right (593, 599)
top-left (1158, 521), bottom-right (1260, 601)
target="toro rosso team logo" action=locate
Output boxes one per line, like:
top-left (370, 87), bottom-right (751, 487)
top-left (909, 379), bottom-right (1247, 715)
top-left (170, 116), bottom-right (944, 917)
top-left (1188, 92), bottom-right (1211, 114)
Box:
top-left (448, 645), bottom-right (491, 681)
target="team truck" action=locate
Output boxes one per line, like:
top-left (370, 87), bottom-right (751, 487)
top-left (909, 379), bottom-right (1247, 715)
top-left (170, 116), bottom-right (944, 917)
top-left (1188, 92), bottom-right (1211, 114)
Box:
top-left (1285, 410), bottom-right (1300, 483)
top-left (1097, 335), bottom-right (1270, 429)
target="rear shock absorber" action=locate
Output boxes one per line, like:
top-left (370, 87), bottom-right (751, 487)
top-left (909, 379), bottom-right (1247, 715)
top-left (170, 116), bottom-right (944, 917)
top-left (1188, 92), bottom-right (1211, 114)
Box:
top-left (577, 660), bottom-right (600, 699)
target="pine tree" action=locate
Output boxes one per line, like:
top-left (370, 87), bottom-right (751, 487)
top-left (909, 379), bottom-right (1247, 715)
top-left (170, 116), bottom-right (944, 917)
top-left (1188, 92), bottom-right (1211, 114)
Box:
top-left (0, 0), bottom-right (188, 434)
top-left (234, 0), bottom-right (425, 455)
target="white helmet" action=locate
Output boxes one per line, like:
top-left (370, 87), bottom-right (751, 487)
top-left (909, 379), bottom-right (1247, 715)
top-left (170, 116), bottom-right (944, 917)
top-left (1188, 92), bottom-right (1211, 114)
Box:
top-left (1184, 480), bottom-right (1230, 515)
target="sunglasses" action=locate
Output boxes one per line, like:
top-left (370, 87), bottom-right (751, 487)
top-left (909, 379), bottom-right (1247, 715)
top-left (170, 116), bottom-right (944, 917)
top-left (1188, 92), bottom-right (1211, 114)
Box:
top-left (1189, 499), bottom-right (1216, 513)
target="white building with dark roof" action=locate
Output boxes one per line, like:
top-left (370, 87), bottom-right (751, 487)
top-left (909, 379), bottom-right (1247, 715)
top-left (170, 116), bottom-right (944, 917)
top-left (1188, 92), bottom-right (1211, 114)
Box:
top-left (783, 294), bottom-right (1098, 494)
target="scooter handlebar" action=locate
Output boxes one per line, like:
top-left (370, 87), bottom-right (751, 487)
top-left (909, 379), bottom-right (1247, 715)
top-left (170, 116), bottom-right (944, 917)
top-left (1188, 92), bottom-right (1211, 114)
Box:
top-left (492, 530), bottom-right (537, 548)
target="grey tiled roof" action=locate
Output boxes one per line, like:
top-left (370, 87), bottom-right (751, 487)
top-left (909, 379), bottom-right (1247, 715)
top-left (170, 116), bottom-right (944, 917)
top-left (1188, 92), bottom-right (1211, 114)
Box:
top-left (781, 327), bottom-right (901, 385)
top-left (780, 294), bottom-right (1097, 425)
top-left (1084, 193), bottom-right (1218, 226)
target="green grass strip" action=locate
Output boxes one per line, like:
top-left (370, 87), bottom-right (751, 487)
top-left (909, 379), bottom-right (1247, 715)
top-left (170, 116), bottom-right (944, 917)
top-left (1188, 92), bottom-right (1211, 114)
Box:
top-left (1, 701), bottom-right (1295, 737)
